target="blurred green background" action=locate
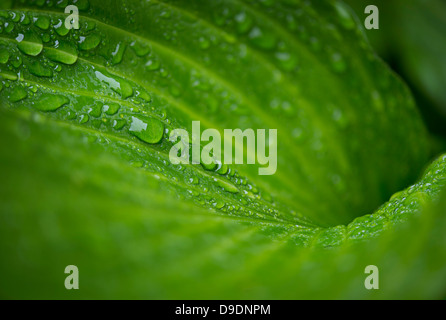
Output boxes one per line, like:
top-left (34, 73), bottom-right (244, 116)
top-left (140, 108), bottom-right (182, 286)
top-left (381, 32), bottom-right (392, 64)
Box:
top-left (345, 0), bottom-right (446, 142)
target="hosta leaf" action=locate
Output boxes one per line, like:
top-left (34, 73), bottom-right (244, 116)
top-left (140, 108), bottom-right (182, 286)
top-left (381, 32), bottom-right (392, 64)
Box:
top-left (0, 0), bottom-right (443, 299)
top-left (344, 0), bottom-right (446, 135)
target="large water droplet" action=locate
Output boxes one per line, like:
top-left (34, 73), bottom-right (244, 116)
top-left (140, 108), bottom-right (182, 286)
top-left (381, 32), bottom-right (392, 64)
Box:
top-left (129, 116), bottom-right (164, 144)
top-left (111, 41), bottom-right (126, 65)
top-left (34, 16), bottom-right (50, 30)
top-left (78, 34), bottom-right (101, 51)
top-left (32, 93), bottom-right (69, 111)
top-left (28, 61), bottom-right (53, 77)
top-left (8, 86), bottom-right (27, 102)
top-left (45, 40), bottom-right (78, 65)
top-left (103, 102), bottom-right (120, 115)
top-left (95, 70), bottom-right (133, 98)
top-left (16, 31), bottom-right (43, 56)
top-left (0, 48), bottom-right (10, 64)
top-left (53, 19), bottom-right (70, 36)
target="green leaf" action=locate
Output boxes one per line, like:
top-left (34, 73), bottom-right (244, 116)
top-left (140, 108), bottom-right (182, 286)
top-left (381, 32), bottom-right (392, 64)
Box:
top-left (344, 0), bottom-right (446, 135)
top-left (0, 0), bottom-right (443, 299)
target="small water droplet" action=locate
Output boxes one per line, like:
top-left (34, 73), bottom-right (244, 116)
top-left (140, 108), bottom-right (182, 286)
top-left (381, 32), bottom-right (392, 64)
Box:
top-left (145, 58), bottom-right (160, 71)
top-left (330, 52), bottom-right (346, 73)
top-left (130, 41), bottom-right (150, 57)
top-left (248, 26), bottom-right (276, 49)
top-left (198, 36), bottom-right (210, 49)
top-left (234, 11), bottom-right (253, 34)
top-left (275, 51), bottom-right (298, 71)
top-left (213, 177), bottom-right (239, 193)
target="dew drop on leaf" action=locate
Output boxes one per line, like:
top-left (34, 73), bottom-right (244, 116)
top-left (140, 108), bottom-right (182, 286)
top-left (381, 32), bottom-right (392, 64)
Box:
top-left (248, 26), bottom-right (276, 50)
top-left (45, 40), bottom-right (78, 65)
top-left (34, 16), bottom-right (50, 30)
top-left (32, 93), bottom-right (69, 111)
top-left (8, 86), bottom-right (27, 102)
top-left (28, 61), bottom-right (53, 77)
top-left (0, 48), bottom-right (9, 64)
top-left (130, 41), bottom-right (150, 57)
top-left (103, 102), bottom-right (120, 115)
top-left (16, 31), bottom-right (43, 56)
top-left (111, 41), bottom-right (126, 65)
top-left (129, 116), bottom-right (164, 144)
top-left (78, 34), bottom-right (101, 51)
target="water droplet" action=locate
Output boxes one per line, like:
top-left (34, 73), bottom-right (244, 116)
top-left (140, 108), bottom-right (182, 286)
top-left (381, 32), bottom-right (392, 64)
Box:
top-left (0, 70), bottom-right (18, 80)
top-left (198, 37), bottom-right (210, 49)
top-left (95, 70), bottom-right (133, 98)
top-left (213, 200), bottom-right (225, 209)
top-left (0, 48), bottom-right (10, 64)
top-left (44, 40), bottom-right (78, 65)
top-left (145, 58), bottom-right (160, 71)
top-left (16, 31), bottom-right (43, 56)
top-left (35, 16), bottom-right (50, 30)
top-left (234, 11), bottom-right (253, 34)
top-left (371, 90), bottom-right (383, 111)
top-left (78, 34), bottom-right (101, 51)
top-left (112, 119), bottom-right (126, 130)
top-left (10, 11), bottom-right (19, 22)
top-left (10, 56), bottom-right (22, 68)
top-left (79, 114), bottom-right (89, 123)
top-left (4, 22), bottom-right (14, 33)
top-left (217, 163), bottom-right (229, 175)
top-left (135, 90), bottom-right (151, 102)
top-left (42, 33), bottom-right (51, 43)
top-left (32, 93), bottom-right (69, 111)
top-left (330, 52), bottom-right (346, 73)
top-left (103, 102), bottom-right (120, 115)
top-left (130, 41), bottom-right (150, 57)
top-left (20, 13), bottom-right (31, 25)
top-left (169, 85), bottom-right (181, 97)
top-left (129, 116), bottom-right (164, 144)
top-left (334, 1), bottom-right (355, 30)
top-left (275, 51), bottom-right (298, 71)
top-left (111, 41), bottom-right (126, 65)
top-left (53, 19), bottom-right (70, 36)
top-left (201, 160), bottom-right (217, 171)
top-left (28, 61), bottom-right (53, 77)
top-left (213, 177), bottom-right (239, 193)
top-left (8, 86), bottom-right (27, 102)
top-left (88, 102), bottom-right (102, 117)
top-left (248, 26), bottom-right (276, 49)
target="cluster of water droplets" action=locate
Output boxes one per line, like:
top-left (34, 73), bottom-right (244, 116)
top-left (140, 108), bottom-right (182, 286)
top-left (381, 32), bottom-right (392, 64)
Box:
top-left (0, 8), bottom-right (311, 225)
